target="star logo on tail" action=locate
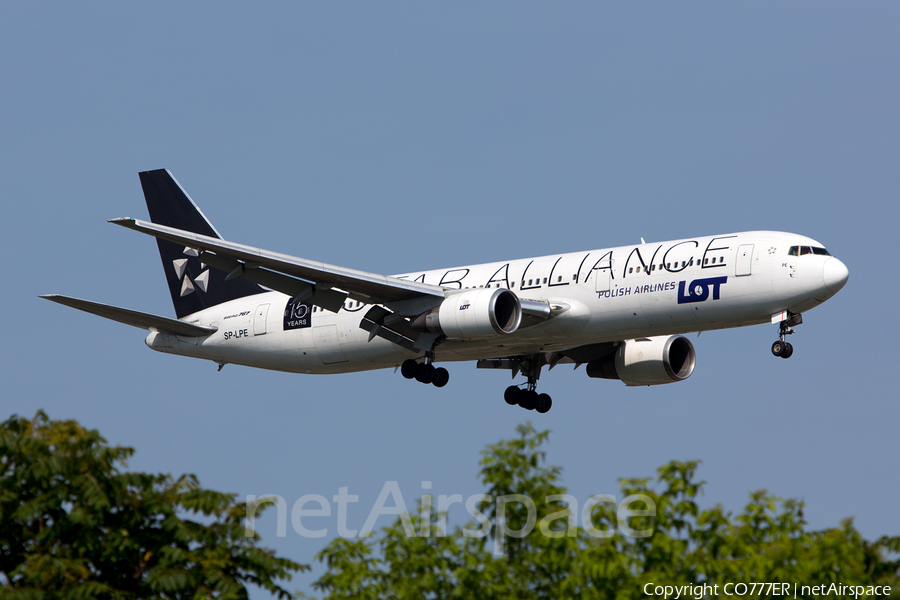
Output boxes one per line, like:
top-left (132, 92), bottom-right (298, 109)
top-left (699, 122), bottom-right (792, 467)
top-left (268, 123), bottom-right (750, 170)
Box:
top-left (173, 247), bottom-right (209, 297)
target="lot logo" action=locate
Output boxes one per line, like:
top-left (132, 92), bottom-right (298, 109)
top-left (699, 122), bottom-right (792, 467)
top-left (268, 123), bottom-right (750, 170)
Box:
top-left (677, 276), bottom-right (727, 304)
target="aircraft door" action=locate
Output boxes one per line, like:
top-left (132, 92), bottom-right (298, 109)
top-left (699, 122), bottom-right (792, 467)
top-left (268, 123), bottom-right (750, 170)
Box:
top-left (254, 304), bottom-right (270, 335)
top-left (594, 260), bottom-right (613, 293)
top-left (736, 245), bottom-right (754, 277)
top-left (313, 324), bottom-right (349, 364)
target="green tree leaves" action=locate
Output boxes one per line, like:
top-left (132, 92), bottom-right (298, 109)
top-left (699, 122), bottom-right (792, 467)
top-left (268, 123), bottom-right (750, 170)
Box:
top-left (0, 412), bottom-right (307, 600)
top-left (4, 415), bottom-right (897, 599)
top-left (308, 423), bottom-right (900, 600)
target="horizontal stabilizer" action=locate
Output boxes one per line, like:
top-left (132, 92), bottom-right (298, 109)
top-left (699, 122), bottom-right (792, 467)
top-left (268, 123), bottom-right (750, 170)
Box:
top-left (40, 295), bottom-right (217, 337)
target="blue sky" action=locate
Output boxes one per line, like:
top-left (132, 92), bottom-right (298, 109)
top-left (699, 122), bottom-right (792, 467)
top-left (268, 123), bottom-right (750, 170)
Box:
top-left (3, 3), bottom-right (899, 596)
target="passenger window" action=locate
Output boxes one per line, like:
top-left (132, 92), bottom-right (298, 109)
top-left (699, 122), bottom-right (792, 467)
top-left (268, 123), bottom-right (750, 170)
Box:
top-left (528, 279), bottom-right (532, 285)
top-left (711, 257), bottom-right (716, 264)
top-left (800, 246), bottom-right (811, 255)
top-left (681, 261), bottom-right (686, 268)
top-left (557, 276), bottom-right (562, 282)
top-left (704, 258), bottom-right (708, 265)
top-left (628, 268), bottom-right (633, 274)
top-left (512, 282), bottom-right (516, 288)
top-left (543, 278), bottom-right (547, 284)
top-left (651, 264), bottom-right (656, 271)
top-left (719, 256), bottom-right (724, 262)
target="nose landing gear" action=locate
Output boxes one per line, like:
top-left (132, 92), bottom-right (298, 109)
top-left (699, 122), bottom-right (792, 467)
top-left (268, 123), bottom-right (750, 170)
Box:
top-left (771, 339), bottom-right (793, 359)
top-left (771, 313), bottom-right (802, 359)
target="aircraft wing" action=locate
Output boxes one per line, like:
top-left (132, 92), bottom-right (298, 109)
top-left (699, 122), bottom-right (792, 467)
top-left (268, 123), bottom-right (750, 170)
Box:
top-left (40, 295), bottom-right (218, 337)
top-left (110, 217), bottom-right (446, 312)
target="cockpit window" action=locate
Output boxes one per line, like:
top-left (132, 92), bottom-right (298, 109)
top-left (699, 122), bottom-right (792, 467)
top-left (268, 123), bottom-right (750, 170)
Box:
top-left (789, 245), bottom-right (831, 257)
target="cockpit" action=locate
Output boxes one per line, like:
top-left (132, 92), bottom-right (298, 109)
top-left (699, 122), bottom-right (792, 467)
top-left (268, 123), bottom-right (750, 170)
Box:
top-left (788, 245), bottom-right (831, 257)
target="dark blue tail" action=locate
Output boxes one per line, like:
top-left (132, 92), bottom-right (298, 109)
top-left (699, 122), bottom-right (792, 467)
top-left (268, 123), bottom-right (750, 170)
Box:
top-left (139, 169), bottom-right (264, 319)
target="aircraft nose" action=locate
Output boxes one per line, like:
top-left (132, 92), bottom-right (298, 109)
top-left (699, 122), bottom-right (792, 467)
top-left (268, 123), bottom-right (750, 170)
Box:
top-left (823, 257), bottom-right (849, 293)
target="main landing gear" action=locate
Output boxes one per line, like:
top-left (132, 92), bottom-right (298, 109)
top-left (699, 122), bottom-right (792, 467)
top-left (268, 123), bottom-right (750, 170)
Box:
top-left (401, 357), bottom-right (449, 388)
top-left (504, 385), bottom-right (552, 414)
top-left (771, 313), bottom-right (802, 359)
top-left (503, 355), bottom-right (552, 413)
top-left (400, 352), bottom-right (554, 413)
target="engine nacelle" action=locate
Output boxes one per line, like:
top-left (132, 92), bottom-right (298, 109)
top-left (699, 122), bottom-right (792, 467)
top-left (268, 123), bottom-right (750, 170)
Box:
top-left (412, 288), bottom-right (522, 339)
top-left (586, 335), bottom-right (695, 386)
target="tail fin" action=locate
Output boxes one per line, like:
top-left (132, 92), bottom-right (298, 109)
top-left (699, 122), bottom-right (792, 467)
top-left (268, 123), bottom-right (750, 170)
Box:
top-left (139, 169), bottom-right (264, 319)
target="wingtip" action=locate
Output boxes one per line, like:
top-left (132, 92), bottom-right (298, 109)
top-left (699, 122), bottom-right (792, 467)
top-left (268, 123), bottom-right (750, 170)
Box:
top-left (108, 217), bottom-right (136, 225)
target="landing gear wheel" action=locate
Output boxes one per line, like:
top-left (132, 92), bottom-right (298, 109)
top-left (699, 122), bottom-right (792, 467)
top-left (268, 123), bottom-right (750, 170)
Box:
top-left (520, 390), bottom-right (539, 411)
top-left (536, 393), bottom-right (552, 414)
top-left (780, 342), bottom-right (793, 359)
top-left (415, 363), bottom-right (435, 384)
top-left (772, 316), bottom-right (800, 359)
top-left (504, 386), bottom-right (521, 405)
top-left (401, 359), bottom-right (419, 379)
top-left (432, 367), bottom-right (450, 387)
top-left (501, 354), bottom-right (554, 413)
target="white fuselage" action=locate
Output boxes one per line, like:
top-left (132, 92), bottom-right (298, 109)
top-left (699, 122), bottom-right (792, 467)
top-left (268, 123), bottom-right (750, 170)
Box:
top-left (145, 231), bottom-right (846, 374)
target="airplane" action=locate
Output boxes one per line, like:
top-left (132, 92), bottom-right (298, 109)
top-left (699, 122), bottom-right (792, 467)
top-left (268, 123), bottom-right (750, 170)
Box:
top-left (42, 170), bottom-right (849, 414)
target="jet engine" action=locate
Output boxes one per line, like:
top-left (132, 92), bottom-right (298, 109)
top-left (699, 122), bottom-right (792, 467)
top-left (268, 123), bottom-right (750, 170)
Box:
top-left (586, 335), bottom-right (695, 386)
top-left (411, 288), bottom-right (522, 339)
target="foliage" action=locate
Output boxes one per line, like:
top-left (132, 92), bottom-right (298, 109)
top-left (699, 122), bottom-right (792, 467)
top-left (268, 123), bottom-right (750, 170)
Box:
top-left (308, 423), bottom-right (900, 599)
top-left (0, 411), bottom-right (307, 600)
